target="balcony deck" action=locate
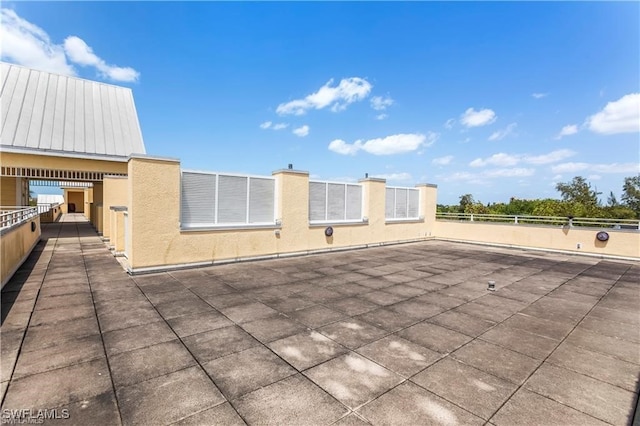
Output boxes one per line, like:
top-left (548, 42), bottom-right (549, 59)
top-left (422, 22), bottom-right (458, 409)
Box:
top-left (1, 214), bottom-right (638, 425)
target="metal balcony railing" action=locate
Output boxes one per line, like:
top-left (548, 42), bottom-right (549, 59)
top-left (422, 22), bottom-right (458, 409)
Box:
top-left (37, 203), bottom-right (58, 214)
top-left (0, 206), bottom-right (39, 230)
top-left (436, 212), bottom-right (640, 230)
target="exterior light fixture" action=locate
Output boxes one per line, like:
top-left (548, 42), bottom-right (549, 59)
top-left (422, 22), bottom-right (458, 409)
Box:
top-left (288, 164), bottom-right (293, 170)
top-left (325, 226), bottom-right (333, 237)
top-left (596, 231), bottom-right (609, 242)
top-left (487, 280), bottom-right (496, 291)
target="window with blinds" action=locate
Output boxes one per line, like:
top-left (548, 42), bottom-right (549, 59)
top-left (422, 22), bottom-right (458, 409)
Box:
top-left (181, 171), bottom-right (275, 228)
top-left (386, 187), bottom-right (420, 220)
top-left (309, 181), bottom-right (363, 223)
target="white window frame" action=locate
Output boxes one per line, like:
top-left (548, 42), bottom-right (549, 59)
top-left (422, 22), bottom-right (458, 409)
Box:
top-left (385, 186), bottom-right (423, 222)
top-left (308, 180), bottom-right (366, 225)
top-left (180, 169), bottom-right (278, 230)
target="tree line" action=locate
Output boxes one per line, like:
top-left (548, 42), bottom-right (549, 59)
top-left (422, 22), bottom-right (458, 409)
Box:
top-left (437, 176), bottom-right (640, 219)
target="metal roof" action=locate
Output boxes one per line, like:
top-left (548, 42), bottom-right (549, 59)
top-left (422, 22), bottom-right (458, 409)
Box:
top-left (0, 62), bottom-right (146, 161)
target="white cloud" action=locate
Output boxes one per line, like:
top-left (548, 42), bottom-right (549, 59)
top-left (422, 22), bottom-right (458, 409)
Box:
top-left (471, 149), bottom-right (575, 168)
top-left (552, 162), bottom-right (639, 174)
top-left (432, 155), bottom-right (453, 166)
top-left (444, 118), bottom-right (455, 129)
top-left (276, 77), bottom-right (372, 115)
top-left (328, 132), bottom-right (437, 156)
top-left (375, 113), bottom-right (388, 120)
top-left (588, 174), bottom-right (602, 181)
top-left (532, 93), bottom-right (548, 99)
top-left (328, 140), bottom-right (359, 155)
top-left (0, 8), bottom-right (74, 76)
top-left (0, 9), bottom-right (139, 82)
top-left (260, 121), bottom-right (289, 130)
top-left (551, 162), bottom-right (589, 174)
top-left (292, 125), bottom-right (309, 137)
top-left (460, 108), bottom-right (497, 127)
top-left (370, 96), bottom-right (394, 111)
top-left (63, 36), bottom-right (139, 82)
top-left (470, 153), bottom-right (520, 167)
top-left (484, 168), bottom-right (535, 178)
top-left (524, 149), bottom-right (575, 165)
top-left (488, 123), bottom-right (517, 141)
top-left (552, 174), bottom-right (563, 181)
top-left (371, 172), bottom-right (412, 182)
top-left (439, 167), bottom-right (535, 183)
top-left (555, 124), bottom-right (578, 139)
top-left (586, 93), bottom-right (640, 134)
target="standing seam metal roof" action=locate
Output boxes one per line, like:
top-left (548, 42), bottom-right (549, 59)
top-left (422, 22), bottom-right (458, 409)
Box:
top-left (0, 62), bottom-right (146, 160)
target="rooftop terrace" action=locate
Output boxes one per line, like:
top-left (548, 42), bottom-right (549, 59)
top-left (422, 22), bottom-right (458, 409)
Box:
top-left (1, 214), bottom-right (638, 425)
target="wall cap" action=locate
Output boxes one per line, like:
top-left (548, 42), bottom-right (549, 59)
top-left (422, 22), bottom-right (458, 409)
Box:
top-left (358, 177), bottom-right (386, 183)
top-left (416, 183), bottom-right (438, 188)
top-left (128, 153), bottom-right (181, 163)
top-left (103, 174), bottom-right (128, 179)
top-left (272, 169), bottom-right (310, 176)
top-left (110, 206), bottom-right (128, 212)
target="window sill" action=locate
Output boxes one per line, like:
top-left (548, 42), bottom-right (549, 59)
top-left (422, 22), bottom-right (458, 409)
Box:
top-left (180, 223), bottom-right (281, 232)
top-left (309, 219), bottom-right (369, 227)
top-left (385, 217), bottom-right (424, 224)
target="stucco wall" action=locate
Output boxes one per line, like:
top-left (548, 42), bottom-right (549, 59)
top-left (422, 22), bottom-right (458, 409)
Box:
top-left (126, 156), bottom-right (438, 273)
top-left (0, 177), bottom-right (18, 206)
top-left (434, 220), bottom-right (640, 259)
top-left (102, 176), bottom-right (128, 240)
top-left (66, 190), bottom-right (85, 213)
top-left (1, 216), bottom-right (41, 287)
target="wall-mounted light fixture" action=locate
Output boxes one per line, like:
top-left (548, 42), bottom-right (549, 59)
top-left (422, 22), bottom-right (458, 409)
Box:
top-left (325, 226), bottom-right (333, 237)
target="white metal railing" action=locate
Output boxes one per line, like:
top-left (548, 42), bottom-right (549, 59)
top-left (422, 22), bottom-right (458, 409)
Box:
top-left (0, 206), bottom-right (39, 230)
top-left (436, 212), bottom-right (640, 230)
top-left (37, 203), bottom-right (62, 214)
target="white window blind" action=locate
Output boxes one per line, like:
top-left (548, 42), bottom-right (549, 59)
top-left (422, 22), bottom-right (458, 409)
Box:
top-left (386, 187), bottom-right (420, 220)
top-left (309, 181), bottom-right (362, 222)
top-left (181, 171), bottom-right (275, 228)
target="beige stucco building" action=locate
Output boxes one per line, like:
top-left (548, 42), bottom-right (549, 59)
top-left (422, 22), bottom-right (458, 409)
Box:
top-left (1, 62), bottom-right (637, 286)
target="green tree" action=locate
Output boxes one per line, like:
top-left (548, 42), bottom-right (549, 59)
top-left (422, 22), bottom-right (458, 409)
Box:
top-left (621, 175), bottom-right (640, 218)
top-left (458, 194), bottom-right (475, 213)
top-left (555, 176), bottom-right (601, 214)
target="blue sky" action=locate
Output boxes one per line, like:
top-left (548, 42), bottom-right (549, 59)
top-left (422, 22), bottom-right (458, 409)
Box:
top-left (3, 2), bottom-right (639, 204)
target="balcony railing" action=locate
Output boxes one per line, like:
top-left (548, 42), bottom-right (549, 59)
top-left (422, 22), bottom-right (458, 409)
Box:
top-left (37, 203), bottom-right (61, 214)
top-left (0, 206), bottom-right (39, 231)
top-left (436, 212), bottom-right (640, 230)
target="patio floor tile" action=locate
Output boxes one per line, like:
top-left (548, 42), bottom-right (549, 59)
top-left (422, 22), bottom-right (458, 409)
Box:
top-left (233, 374), bottom-right (348, 425)
top-left (452, 340), bottom-right (541, 384)
top-left (182, 325), bottom-right (259, 363)
top-left (317, 319), bottom-right (387, 350)
top-left (411, 357), bottom-right (518, 420)
top-left (305, 353), bottom-right (403, 409)
top-left (356, 335), bottom-right (441, 378)
top-left (269, 330), bottom-right (348, 371)
top-left (108, 339), bottom-right (196, 387)
top-left (357, 381), bottom-right (484, 425)
top-left (398, 322), bottom-right (472, 354)
top-left (117, 366), bottom-right (225, 426)
top-left (524, 363), bottom-right (636, 425)
top-left (491, 388), bottom-right (608, 426)
top-left (203, 346), bottom-right (296, 399)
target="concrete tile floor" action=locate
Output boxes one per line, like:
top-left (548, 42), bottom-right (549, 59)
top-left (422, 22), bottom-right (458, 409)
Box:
top-left (1, 214), bottom-right (639, 425)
